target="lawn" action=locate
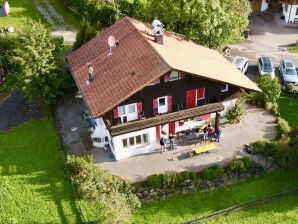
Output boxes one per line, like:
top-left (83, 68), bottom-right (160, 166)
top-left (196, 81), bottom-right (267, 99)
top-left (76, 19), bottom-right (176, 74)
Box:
top-left (133, 170), bottom-right (298, 224)
top-left (207, 194), bottom-right (298, 224)
top-left (278, 96), bottom-right (298, 126)
top-left (0, 0), bottom-right (49, 30)
top-left (287, 44), bottom-right (298, 53)
top-left (0, 117), bottom-right (81, 223)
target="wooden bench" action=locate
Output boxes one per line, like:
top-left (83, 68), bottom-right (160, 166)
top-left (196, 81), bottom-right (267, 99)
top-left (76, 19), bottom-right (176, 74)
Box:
top-left (192, 143), bottom-right (217, 155)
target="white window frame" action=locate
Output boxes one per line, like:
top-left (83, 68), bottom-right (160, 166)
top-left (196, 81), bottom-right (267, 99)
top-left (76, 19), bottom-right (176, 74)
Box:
top-left (169, 70), bottom-right (180, 81)
top-left (122, 133), bottom-right (150, 150)
top-left (158, 96), bottom-right (168, 114)
top-left (221, 84), bottom-right (229, 93)
top-left (118, 103), bottom-right (138, 122)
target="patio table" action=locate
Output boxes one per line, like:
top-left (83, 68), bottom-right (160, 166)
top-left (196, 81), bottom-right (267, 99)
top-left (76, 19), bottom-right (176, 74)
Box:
top-left (192, 143), bottom-right (217, 154)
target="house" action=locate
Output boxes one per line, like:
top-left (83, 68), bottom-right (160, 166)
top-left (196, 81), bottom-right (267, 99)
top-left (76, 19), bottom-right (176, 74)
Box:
top-left (282, 0), bottom-right (298, 23)
top-left (66, 16), bottom-right (260, 161)
top-left (250, 0), bottom-right (270, 13)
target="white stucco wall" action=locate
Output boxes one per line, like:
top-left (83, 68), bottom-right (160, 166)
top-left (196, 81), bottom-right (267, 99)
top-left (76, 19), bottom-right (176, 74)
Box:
top-left (112, 127), bottom-right (157, 160)
top-left (283, 4), bottom-right (298, 23)
top-left (91, 118), bottom-right (113, 150)
top-left (261, 0), bottom-right (269, 12)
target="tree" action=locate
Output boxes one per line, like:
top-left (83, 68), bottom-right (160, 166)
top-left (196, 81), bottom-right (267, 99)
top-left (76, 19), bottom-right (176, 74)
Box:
top-left (73, 20), bottom-right (98, 50)
top-left (12, 19), bottom-right (66, 105)
top-left (145, 0), bottom-right (251, 48)
top-left (256, 75), bottom-right (281, 104)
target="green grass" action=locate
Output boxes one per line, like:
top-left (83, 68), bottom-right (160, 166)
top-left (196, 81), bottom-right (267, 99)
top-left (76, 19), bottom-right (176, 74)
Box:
top-left (47, 0), bottom-right (81, 30)
top-left (278, 96), bottom-right (298, 126)
top-left (288, 44), bottom-right (298, 53)
top-left (133, 170), bottom-right (298, 224)
top-left (206, 194), bottom-right (298, 224)
top-left (0, 117), bottom-right (80, 223)
top-left (0, 0), bottom-right (49, 30)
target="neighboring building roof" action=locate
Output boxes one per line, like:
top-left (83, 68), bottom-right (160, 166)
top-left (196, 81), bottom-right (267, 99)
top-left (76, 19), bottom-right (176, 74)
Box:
top-left (67, 16), bottom-right (260, 118)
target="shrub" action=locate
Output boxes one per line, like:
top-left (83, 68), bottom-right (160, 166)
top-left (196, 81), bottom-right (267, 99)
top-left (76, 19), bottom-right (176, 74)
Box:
top-left (189, 172), bottom-right (197, 180)
top-left (201, 165), bottom-right (224, 181)
top-left (284, 83), bottom-right (296, 94)
top-left (147, 174), bottom-right (163, 188)
top-left (229, 158), bottom-right (245, 173)
top-left (224, 97), bottom-right (245, 123)
top-left (256, 76), bottom-right (281, 104)
top-left (242, 156), bottom-right (252, 169)
top-left (180, 171), bottom-right (190, 180)
top-left (66, 154), bottom-right (93, 175)
top-left (276, 117), bottom-right (291, 136)
top-left (265, 101), bottom-right (279, 116)
top-left (252, 140), bottom-right (268, 153)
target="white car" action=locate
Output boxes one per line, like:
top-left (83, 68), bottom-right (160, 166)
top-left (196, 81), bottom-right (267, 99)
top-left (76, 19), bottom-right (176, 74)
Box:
top-left (279, 60), bottom-right (298, 85)
top-left (232, 56), bottom-right (249, 74)
top-left (257, 56), bottom-right (275, 80)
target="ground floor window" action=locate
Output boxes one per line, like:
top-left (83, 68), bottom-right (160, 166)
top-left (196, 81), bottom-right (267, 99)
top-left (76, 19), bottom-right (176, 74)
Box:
top-left (122, 133), bottom-right (150, 149)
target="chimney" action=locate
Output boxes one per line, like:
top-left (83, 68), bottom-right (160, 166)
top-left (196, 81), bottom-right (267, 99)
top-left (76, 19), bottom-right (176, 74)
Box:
top-left (152, 19), bottom-right (164, 45)
top-left (87, 63), bottom-right (94, 82)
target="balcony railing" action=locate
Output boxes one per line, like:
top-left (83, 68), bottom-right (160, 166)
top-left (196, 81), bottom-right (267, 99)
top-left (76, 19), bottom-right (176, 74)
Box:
top-left (108, 102), bottom-right (224, 136)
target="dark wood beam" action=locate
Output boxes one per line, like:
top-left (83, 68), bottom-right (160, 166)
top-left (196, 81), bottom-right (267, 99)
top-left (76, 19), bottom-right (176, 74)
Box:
top-left (109, 102), bottom-right (224, 136)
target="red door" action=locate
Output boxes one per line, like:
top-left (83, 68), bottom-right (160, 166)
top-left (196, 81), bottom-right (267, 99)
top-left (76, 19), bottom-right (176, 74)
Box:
top-left (186, 90), bottom-right (196, 108)
top-left (169, 122), bottom-right (175, 135)
top-left (156, 125), bottom-right (160, 140)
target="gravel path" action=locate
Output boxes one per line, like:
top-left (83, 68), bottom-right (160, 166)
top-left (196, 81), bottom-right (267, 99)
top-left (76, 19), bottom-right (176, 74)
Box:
top-left (33, 0), bottom-right (77, 43)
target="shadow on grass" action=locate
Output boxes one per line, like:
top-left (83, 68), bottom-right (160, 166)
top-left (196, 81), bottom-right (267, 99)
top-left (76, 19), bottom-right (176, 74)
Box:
top-left (0, 117), bottom-right (81, 223)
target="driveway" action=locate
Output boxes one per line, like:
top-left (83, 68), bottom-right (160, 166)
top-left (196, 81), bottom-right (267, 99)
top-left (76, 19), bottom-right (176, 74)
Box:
top-left (92, 105), bottom-right (277, 182)
top-left (229, 11), bottom-right (298, 85)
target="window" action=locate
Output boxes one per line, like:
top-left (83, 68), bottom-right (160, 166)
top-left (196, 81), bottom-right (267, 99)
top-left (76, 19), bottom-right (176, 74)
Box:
top-left (128, 104), bottom-right (136, 113)
top-left (122, 139), bottom-right (128, 148)
top-left (104, 136), bottom-right (109, 142)
top-left (136, 135), bottom-right (142, 145)
top-left (118, 105), bottom-right (125, 115)
top-left (159, 97), bottom-right (166, 106)
top-left (221, 84), bottom-right (229, 92)
top-left (143, 134), bottom-right (148, 144)
top-left (122, 133), bottom-right (150, 149)
top-left (296, 8), bottom-right (298, 15)
top-left (169, 71), bottom-right (179, 80)
top-left (129, 137), bottom-right (135, 146)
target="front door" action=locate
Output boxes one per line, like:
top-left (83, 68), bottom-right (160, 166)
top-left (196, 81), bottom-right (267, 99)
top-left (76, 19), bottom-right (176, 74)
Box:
top-left (186, 90), bottom-right (196, 108)
top-left (158, 96), bottom-right (167, 114)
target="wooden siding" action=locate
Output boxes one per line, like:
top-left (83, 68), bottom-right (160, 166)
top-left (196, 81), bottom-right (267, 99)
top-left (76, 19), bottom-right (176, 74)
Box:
top-left (108, 102), bottom-right (224, 136)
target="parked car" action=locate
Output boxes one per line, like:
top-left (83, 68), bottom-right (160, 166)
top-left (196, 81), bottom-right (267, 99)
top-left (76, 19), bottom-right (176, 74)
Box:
top-left (279, 60), bottom-right (298, 85)
top-left (232, 56), bottom-right (248, 74)
top-left (257, 56), bottom-right (275, 79)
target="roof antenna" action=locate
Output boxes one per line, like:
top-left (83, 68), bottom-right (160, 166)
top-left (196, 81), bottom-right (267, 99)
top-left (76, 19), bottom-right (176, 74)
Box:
top-left (108, 35), bottom-right (116, 56)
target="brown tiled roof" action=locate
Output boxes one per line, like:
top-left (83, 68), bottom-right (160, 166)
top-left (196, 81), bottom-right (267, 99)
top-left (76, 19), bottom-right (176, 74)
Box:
top-left (67, 16), bottom-right (260, 118)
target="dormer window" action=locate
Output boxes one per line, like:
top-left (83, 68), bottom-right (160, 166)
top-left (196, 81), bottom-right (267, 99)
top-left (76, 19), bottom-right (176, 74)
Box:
top-left (221, 84), bottom-right (229, 92)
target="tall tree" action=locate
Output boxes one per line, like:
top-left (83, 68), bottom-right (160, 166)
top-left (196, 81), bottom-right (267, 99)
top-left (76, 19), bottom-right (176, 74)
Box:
top-left (73, 20), bottom-right (98, 50)
top-left (145, 0), bottom-right (251, 48)
top-left (12, 19), bottom-right (66, 105)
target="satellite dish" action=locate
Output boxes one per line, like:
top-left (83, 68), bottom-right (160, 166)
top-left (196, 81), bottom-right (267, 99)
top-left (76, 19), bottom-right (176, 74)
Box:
top-left (108, 35), bottom-right (116, 56)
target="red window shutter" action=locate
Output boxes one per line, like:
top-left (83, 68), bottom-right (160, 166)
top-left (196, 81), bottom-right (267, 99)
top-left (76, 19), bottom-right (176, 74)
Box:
top-left (167, 96), bottom-right (172, 112)
top-left (186, 90), bottom-right (196, 108)
top-left (164, 73), bottom-right (170, 82)
top-left (179, 120), bottom-right (184, 126)
top-left (197, 88), bottom-right (205, 99)
top-left (180, 73), bottom-right (185, 79)
top-left (154, 78), bottom-right (160, 84)
top-left (169, 122), bottom-right (175, 135)
top-left (137, 102), bottom-right (142, 113)
top-left (113, 108), bottom-right (119, 119)
top-left (153, 99), bottom-right (158, 109)
top-left (156, 125), bottom-right (160, 139)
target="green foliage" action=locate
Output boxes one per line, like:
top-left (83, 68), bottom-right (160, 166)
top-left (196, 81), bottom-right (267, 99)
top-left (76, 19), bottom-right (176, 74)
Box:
top-left (256, 76), bottom-right (281, 104)
top-left (73, 20), bottom-right (98, 50)
top-left (145, 0), bottom-right (250, 48)
top-left (224, 97), bottom-right (245, 123)
top-left (286, 126), bottom-right (298, 171)
top-left (66, 155), bottom-right (140, 223)
top-left (201, 164), bottom-right (224, 181)
top-left (147, 174), bottom-right (163, 188)
top-left (284, 83), bottom-right (297, 94)
top-left (229, 158), bottom-right (245, 174)
top-left (12, 19), bottom-right (68, 106)
top-left (276, 117), bottom-right (291, 136)
top-left (242, 156), bottom-right (253, 169)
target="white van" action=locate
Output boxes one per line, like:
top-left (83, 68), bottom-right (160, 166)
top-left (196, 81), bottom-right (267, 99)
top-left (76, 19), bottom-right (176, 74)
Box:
top-left (232, 56), bottom-right (249, 74)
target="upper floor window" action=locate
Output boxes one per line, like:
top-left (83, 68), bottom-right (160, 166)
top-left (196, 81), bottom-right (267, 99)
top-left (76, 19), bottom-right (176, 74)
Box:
top-left (113, 103), bottom-right (141, 123)
top-left (221, 84), bottom-right (229, 93)
top-left (169, 71), bottom-right (179, 80)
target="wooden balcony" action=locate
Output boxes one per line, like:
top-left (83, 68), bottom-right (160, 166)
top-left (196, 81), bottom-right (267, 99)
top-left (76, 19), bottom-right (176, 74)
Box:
top-left (108, 102), bottom-right (224, 136)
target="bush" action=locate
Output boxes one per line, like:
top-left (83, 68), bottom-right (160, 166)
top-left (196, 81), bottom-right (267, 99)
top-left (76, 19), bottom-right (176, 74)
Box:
top-left (224, 97), bottom-right (245, 123)
top-left (265, 101), bottom-right (279, 116)
top-left (229, 158), bottom-right (245, 173)
top-left (242, 156), bottom-right (252, 169)
top-left (252, 140), bottom-right (268, 153)
top-left (66, 154), bottom-right (93, 175)
top-left (256, 76), bottom-right (281, 104)
top-left (276, 117), bottom-right (291, 136)
top-left (201, 165), bottom-right (224, 181)
top-left (147, 174), bottom-right (163, 188)
top-left (284, 83), bottom-right (296, 94)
